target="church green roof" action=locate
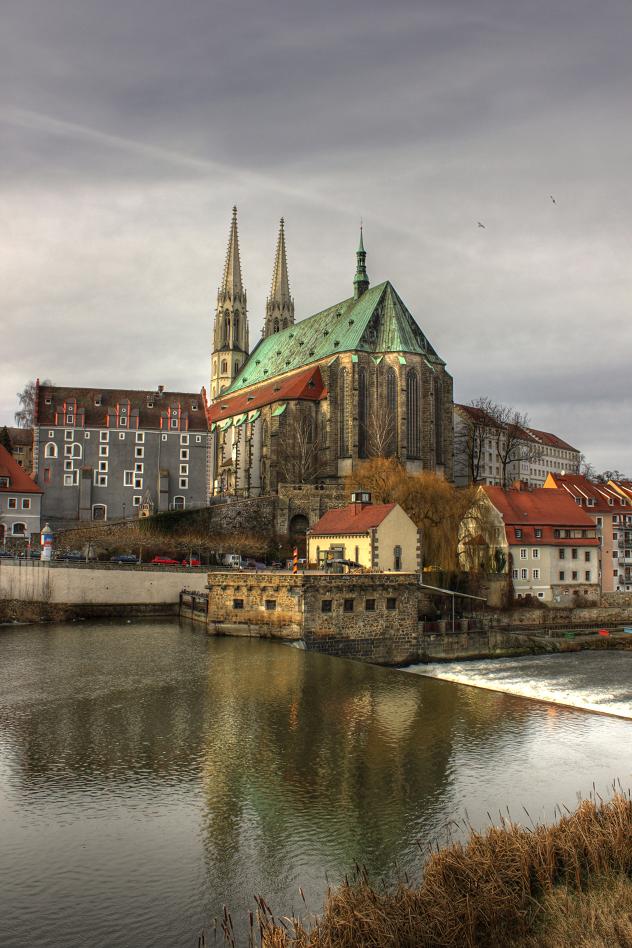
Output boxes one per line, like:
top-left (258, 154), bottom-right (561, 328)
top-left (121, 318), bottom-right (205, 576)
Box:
top-left (227, 281), bottom-right (444, 394)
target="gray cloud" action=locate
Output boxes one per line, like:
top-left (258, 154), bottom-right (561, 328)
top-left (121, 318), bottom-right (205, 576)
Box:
top-left (1, 0), bottom-right (631, 473)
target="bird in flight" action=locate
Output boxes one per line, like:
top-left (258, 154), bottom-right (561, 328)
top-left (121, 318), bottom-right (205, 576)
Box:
top-left (477, 221), bottom-right (486, 228)
top-left (550, 194), bottom-right (556, 204)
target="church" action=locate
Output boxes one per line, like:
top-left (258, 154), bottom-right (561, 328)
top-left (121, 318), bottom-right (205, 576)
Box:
top-left (208, 208), bottom-right (454, 496)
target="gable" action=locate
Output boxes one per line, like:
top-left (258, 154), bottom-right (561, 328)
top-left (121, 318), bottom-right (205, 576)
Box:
top-left (226, 281), bottom-right (444, 396)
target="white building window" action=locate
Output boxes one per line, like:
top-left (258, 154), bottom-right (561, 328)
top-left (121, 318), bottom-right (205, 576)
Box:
top-left (195, 436), bottom-right (202, 444)
top-left (100, 431), bottom-right (109, 442)
top-left (94, 473), bottom-right (108, 487)
top-left (135, 446), bottom-right (144, 458)
top-left (134, 462), bottom-right (143, 473)
top-left (119, 431), bottom-right (126, 440)
top-left (162, 434), bottom-right (168, 441)
top-left (70, 443), bottom-right (82, 459)
top-left (64, 460), bottom-right (73, 472)
top-left (179, 478), bottom-right (188, 489)
top-left (511, 569), bottom-right (519, 579)
top-left (99, 445), bottom-right (108, 457)
top-left (532, 548), bottom-right (540, 559)
top-left (179, 464), bottom-right (189, 476)
top-left (532, 568), bottom-right (540, 580)
top-left (12, 522), bottom-right (27, 536)
top-left (92, 504), bottom-right (107, 521)
top-left (171, 419), bottom-right (178, 429)
top-left (65, 429), bottom-right (73, 441)
top-left (99, 461), bottom-right (108, 473)
top-left (520, 549), bottom-right (527, 559)
top-left (21, 498), bottom-right (31, 509)
top-left (7, 498), bottom-right (18, 510)
top-left (521, 568), bottom-right (528, 580)
top-left (180, 434), bottom-right (189, 445)
top-left (44, 442), bottom-right (57, 458)
top-left (64, 472), bottom-right (79, 486)
top-left (136, 432), bottom-right (145, 443)
top-left (124, 471), bottom-right (134, 487)
top-left (134, 476), bottom-right (143, 489)
top-left (180, 449), bottom-right (189, 461)
top-left (132, 495), bottom-right (142, 507)
top-left (84, 431), bottom-right (90, 439)
top-left (172, 496), bottom-right (186, 510)
top-left (48, 430), bottom-right (54, 438)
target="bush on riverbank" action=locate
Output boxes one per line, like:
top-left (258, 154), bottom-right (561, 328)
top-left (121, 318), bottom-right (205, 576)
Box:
top-left (241, 793), bottom-right (632, 947)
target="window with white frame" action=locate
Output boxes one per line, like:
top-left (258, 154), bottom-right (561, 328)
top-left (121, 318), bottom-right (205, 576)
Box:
top-left (94, 473), bottom-right (108, 487)
top-left (119, 417), bottom-right (127, 428)
top-left (135, 446), bottom-right (144, 458)
top-left (180, 449), bottom-right (189, 461)
top-left (44, 442), bottom-right (57, 458)
top-left (8, 498), bottom-right (17, 510)
top-left (64, 460), bottom-right (73, 472)
top-left (65, 430), bottom-right (73, 441)
top-left (532, 548), bottom-right (540, 559)
top-left (173, 496), bottom-right (185, 510)
top-left (520, 568), bottom-right (528, 579)
top-left (132, 495), bottom-right (142, 507)
top-left (195, 436), bottom-right (202, 444)
top-left (532, 568), bottom-right (540, 580)
top-left (179, 464), bottom-right (188, 476)
top-left (134, 476), bottom-right (143, 489)
top-left (134, 462), bottom-right (143, 473)
top-left (180, 434), bottom-right (189, 445)
top-left (84, 431), bottom-right (90, 439)
top-left (12, 522), bottom-right (27, 536)
top-left (99, 461), bottom-right (108, 473)
top-left (512, 568), bottom-right (518, 579)
top-left (136, 431), bottom-right (145, 443)
top-left (99, 445), bottom-right (108, 457)
top-left (171, 419), bottom-right (178, 429)
top-left (179, 477), bottom-right (188, 489)
top-left (124, 471), bottom-right (134, 487)
top-left (64, 444), bottom-right (73, 457)
top-left (119, 432), bottom-right (126, 439)
top-left (48, 430), bottom-right (54, 438)
top-left (70, 443), bottom-right (82, 458)
top-left (92, 504), bottom-right (107, 521)
top-left (100, 430), bottom-right (109, 442)
top-left (64, 472), bottom-right (79, 486)
top-left (520, 548), bottom-right (527, 559)
top-left (21, 498), bottom-right (31, 509)
top-left (162, 434), bottom-right (167, 441)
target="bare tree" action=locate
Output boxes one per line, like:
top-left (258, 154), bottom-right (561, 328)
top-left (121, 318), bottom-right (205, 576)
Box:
top-left (454, 399), bottom-right (496, 484)
top-left (366, 401), bottom-right (396, 458)
top-left (15, 379), bottom-right (52, 428)
top-left (277, 412), bottom-right (327, 485)
top-left (579, 454), bottom-right (597, 480)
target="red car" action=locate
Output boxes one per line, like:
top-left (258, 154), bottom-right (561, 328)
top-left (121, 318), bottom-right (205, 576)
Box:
top-left (151, 556), bottom-right (180, 565)
top-left (182, 558), bottom-right (201, 567)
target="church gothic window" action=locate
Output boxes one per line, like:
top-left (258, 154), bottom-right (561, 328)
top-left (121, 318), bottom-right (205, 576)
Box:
top-left (358, 366), bottom-right (368, 458)
top-left (339, 369), bottom-right (349, 457)
top-left (386, 368), bottom-right (398, 456)
top-left (406, 369), bottom-right (421, 459)
top-left (434, 379), bottom-right (444, 465)
top-left (274, 319), bottom-right (279, 333)
top-left (233, 314), bottom-right (239, 343)
top-left (221, 360), bottom-right (228, 374)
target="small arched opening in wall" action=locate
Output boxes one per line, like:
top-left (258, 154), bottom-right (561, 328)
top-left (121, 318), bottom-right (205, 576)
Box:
top-left (289, 513), bottom-right (309, 557)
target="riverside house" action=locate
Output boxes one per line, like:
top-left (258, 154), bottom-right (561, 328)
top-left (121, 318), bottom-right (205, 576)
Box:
top-left (0, 444), bottom-right (42, 549)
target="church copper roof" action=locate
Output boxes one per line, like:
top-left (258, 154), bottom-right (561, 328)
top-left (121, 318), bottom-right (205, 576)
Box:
top-left (226, 280), bottom-right (444, 395)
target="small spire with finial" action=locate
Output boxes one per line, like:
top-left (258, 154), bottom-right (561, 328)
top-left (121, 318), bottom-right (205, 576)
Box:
top-left (353, 221), bottom-right (369, 300)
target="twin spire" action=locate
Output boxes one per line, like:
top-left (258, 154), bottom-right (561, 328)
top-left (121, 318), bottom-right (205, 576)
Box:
top-left (219, 206), bottom-right (245, 302)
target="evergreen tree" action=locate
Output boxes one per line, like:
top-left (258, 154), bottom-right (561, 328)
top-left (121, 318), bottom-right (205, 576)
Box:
top-left (0, 426), bottom-right (12, 453)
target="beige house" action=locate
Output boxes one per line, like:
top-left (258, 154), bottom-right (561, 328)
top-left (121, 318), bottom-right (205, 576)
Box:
top-left (307, 492), bottom-right (421, 572)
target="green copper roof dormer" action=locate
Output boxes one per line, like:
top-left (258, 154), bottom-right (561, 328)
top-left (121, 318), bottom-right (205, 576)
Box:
top-left (225, 281), bottom-right (444, 395)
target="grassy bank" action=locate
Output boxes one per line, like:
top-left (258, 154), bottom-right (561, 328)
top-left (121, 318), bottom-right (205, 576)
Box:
top-left (217, 793), bottom-right (632, 947)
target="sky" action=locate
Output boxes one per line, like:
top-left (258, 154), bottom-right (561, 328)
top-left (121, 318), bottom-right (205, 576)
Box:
top-left (2, 0), bottom-right (631, 472)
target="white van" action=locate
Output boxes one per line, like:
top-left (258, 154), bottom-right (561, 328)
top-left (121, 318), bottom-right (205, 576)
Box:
top-left (222, 553), bottom-right (242, 569)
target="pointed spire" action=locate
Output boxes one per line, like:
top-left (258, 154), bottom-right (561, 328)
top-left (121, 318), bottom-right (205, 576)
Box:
top-left (270, 217), bottom-right (291, 303)
top-left (354, 223), bottom-right (369, 300)
top-left (220, 206), bottom-right (243, 300)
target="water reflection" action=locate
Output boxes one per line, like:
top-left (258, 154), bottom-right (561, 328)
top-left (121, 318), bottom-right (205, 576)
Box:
top-left (0, 620), bottom-right (630, 948)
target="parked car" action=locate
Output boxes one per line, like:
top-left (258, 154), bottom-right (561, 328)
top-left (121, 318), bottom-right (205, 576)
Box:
top-left (181, 558), bottom-right (201, 567)
top-left (110, 554), bottom-right (138, 564)
top-left (0, 550), bottom-right (14, 559)
top-left (150, 556), bottom-right (180, 565)
top-left (269, 561), bottom-right (283, 570)
top-left (56, 550), bottom-right (84, 562)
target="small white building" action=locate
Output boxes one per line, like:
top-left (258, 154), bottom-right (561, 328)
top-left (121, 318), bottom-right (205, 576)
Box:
top-left (307, 492), bottom-right (421, 571)
top-left (0, 444), bottom-right (43, 548)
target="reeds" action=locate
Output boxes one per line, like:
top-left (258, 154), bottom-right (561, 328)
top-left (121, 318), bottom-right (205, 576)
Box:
top-left (222, 790), bottom-right (632, 947)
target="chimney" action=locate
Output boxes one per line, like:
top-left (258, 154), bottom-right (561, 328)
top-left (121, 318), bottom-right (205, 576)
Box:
top-left (351, 489), bottom-right (372, 513)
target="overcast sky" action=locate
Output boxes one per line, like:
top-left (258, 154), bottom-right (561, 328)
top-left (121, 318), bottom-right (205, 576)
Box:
top-left (2, 0), bottom-right (631, 472)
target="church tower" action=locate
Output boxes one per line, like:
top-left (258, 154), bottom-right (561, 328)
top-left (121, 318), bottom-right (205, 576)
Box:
top-left (353, 225), bottom-right (370, 300)
top-left (263, 218), bottom-right (294, 337)
top-left (210, 207), bottom-right (249, 401)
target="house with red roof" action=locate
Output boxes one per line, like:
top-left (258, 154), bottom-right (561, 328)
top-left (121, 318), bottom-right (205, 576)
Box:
top-left (461, 483), bottom-right (600, 604)
top-left (543, 473), bottom-right (632, 593)
top-left (0, 444), bottom-right (43, 548)
top-left (307, 491), bottom-right (420, 572)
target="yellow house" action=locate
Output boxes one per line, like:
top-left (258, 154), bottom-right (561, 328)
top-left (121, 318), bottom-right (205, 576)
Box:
top-left (307, 492), bottom-right (421, 571)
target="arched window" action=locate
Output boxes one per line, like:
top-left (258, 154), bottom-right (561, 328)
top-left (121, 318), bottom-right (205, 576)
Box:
top-left (386, 368), bottom-right (398, 456)
top-left (434, 378), bottom-right (444, 465)
top-left (70, 443), bottom-right (82, 459)
top-left (274, 319), bottom-right (280, 333)
top-left (221, 360), bottom-right (228, 374)
top-left (12, 522), bottom-right (27, 536)
top-left (233, 314), bottom-right (239, 343)
top-left (173, 496), bottom-right (185, 510)
top-left (339, 368), bottom-right (349, 457)
top-left (223, 313), bottom-right (229, 345)
top-left (92, 504), bottom-right (107, 521)
top-left (358, 366), bottom-right (368, 458)
top-left (44, 442), bottom-right (57, 459)
top-left (406, 370), bottom-right (421, 459)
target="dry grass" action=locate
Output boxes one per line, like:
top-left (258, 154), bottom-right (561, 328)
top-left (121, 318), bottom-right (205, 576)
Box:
top-left (211, 792), bottom-right (632, 947)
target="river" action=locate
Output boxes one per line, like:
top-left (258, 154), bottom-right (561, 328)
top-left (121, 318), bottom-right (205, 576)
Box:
top-left (0, 619), bottom-right (630, 947)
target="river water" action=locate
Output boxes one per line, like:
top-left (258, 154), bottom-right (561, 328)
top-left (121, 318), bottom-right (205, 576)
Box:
top-left (0, 620), bottom-right (631, 948)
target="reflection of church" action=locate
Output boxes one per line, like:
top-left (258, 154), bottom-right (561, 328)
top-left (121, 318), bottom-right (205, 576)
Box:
top-left (208, 208), bottom-right (454, 496)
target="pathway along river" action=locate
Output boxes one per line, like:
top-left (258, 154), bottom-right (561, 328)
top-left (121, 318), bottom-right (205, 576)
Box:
top-left (0, 620), bottom-right (631, 948)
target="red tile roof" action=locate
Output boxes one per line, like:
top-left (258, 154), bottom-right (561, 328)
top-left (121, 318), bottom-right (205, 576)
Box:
top-left (36, 385), bottom-right (209, 431)
top-left (545, 473), bottom-right (627, 513)
top-left (526, 427), bottom-right (579, 452)
top-left (207, 366), bottom-right (326, 423)
top-left (309, 502), bottom-right (397, 535)
top-left (483, 486), bottom-right (599, 546)
top-left (0, 445), bottom-right (42, 494)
